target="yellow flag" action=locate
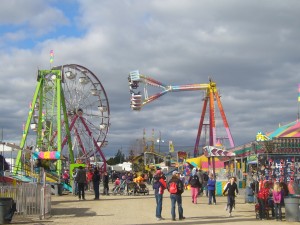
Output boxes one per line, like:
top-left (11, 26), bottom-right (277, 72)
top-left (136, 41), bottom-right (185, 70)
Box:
top-left (169, 141), bottom-right (174, 152)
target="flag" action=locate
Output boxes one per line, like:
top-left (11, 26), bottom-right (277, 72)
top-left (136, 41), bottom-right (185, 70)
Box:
top-left (50, 50), bottom-right (54, 63)
top-left (169, 140), bottom-right (174, 152)
top-left (298, 84), bottom-right (300, 102)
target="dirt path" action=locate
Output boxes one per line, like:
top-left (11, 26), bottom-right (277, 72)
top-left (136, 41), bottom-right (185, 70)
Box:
top-left (12, 186), bottom-right (291, 225)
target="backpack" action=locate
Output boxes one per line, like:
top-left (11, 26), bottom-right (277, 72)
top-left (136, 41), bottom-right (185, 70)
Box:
top-left (169, 181), bottom-right (178, 194)
top-left (189, 175), bottom-right (199, 187)
top-left (203, 173), bottom-right (209, 182)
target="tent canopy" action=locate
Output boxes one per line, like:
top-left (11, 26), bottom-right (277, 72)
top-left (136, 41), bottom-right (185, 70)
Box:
top-left (203, 146), bottom-right (235, 157)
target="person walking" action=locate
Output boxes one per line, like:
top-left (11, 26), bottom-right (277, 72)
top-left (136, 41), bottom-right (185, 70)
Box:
top-left (223, 177), bottom-right (239, 217)
top-left (75, 166), bottom-right (87, 200)
top-left (167, 171), bottom-right (185, 221)
top-left (92, 167), bottom-right (101, 200)
top-left (207, 173), bottom-right (216, 205)
top-left (103, 171), bottom-right (110, 195)
top-left (152, 170), bottom-right (167, 221)
top-left (188, 168), bottom-right (201, 204)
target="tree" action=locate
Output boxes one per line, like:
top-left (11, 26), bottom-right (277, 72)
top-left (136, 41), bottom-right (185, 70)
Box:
top-left (115, 149), bottom-right (125, 164)
top-left (127, 149), bottom-right (135, 162)
top-left (106, 149), bottom-right (126, 165)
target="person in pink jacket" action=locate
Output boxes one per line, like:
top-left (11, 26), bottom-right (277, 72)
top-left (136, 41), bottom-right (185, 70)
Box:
top-left (272, 182), bottom-right (282, 221)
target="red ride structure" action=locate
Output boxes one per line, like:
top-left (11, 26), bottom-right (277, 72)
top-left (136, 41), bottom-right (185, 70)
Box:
top-left (128, 70), bottom-right (235, 157)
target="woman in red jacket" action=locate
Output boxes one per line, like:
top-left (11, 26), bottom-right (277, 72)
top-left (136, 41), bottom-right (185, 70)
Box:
top-left (257, 182), bottom-right (270, 220)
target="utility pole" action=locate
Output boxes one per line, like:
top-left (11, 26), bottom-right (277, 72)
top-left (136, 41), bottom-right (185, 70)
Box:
top-left (156, 131), bottom-right (164, 153)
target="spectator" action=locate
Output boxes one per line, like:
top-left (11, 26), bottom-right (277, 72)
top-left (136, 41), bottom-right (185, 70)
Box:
top-left (152, 170), bottom-right (167, 221)
top-left (207, 174), bottom-right (216, 205)
top-left (167, 171), bottom-right (185, 221)
top-left (92, 167), bottom-right (101, 200)
top-left (272, 182), bottom-right (282, 221)
top-left (103, 171), bottom-right (110, 195)
top-left (75, 166), bottom-right (87, 200)
top-left (257, 182), bottom-right (270, 220)
top-left (87, 169), bottom-right (94, 191)
top-left (188, 168), bottom-right (201, 204)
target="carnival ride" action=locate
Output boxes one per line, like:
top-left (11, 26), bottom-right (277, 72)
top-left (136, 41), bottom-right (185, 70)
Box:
top-left (13, 64), bottom-right (110, 184)
top-left (128, 70), bottom-right (235, 157)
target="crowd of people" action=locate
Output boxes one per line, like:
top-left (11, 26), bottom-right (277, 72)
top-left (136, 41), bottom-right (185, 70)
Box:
top-left (152, 167), bottom-right (240, 221)
top-left (69, 165), bottom-right (295, 221)
top-left (255, 178), bottom-right (290, 221)
top-left (71, 166), bottom-right (155, 200)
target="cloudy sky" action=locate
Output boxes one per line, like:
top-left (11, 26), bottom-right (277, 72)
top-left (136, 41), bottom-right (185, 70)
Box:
top-left (1, 0), bottom-right (300, 158)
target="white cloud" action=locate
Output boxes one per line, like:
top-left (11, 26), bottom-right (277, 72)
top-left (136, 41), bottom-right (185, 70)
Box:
top-left (1, 0), bottom-right (300, 159)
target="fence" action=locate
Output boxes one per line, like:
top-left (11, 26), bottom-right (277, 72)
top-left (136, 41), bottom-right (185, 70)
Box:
top-left (0, 182), bottom-right (51, 219)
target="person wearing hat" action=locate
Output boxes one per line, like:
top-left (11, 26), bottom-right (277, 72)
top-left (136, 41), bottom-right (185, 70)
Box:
top-left (153, 169), bottom-right (167, 221)
top-left (167, 171), bottom-right (185, 221)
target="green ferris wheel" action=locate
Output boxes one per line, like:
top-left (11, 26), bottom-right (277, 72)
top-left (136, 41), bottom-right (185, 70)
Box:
top-left (14, 64), bottom-right (110, 176)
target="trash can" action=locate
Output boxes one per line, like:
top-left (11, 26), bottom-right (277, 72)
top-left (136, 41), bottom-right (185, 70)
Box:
top-left (54, 183), bottom-right (63, 196)
top-left (284, 197), bottom-right (300, 222)
top-left (0, 197), bottom-right (13, 224)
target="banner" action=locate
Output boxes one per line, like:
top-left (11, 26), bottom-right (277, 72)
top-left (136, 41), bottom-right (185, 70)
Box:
top-left (177, 151), bottom-right (187, 163)
top-left (169, 140), bottom-right (174, 152)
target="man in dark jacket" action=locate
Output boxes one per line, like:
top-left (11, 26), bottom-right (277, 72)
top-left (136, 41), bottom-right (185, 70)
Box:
top-left (167, 171), bottom-right (185, 221)
top-left (75, 166), bottom-right (86, 200)
top-left (103, 171), bottom-right (110, 195)
top-left (92, 167), bottom-right (101, 200)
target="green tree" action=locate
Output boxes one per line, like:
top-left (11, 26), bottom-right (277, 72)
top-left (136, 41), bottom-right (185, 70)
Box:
top-left (127, 149), bottom-right (135, 161)
top-left (115, 149), bottom-right (125, 164)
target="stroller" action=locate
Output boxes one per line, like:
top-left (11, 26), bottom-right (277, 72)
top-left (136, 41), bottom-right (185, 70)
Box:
top-left (112, 180), bottom-right (126, 195)
top-left (135, 182), bottom-right (149, 195)
top-left (255, 202), bottom-right (271, 220)
top-left (127, 182), bottom-right (138, 195)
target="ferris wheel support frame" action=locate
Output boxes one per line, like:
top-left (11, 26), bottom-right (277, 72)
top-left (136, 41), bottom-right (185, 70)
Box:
top-left (14, 69), bottom-right (74, 175)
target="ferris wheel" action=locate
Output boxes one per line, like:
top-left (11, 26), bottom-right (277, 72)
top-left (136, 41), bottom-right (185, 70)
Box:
top-left (14, 64), bottom-right (110, 174)
top-left (56, 64), bottom-right (110, 161)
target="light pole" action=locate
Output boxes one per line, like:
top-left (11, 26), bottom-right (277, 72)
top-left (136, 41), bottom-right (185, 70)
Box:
top-left (156, 131), bottom-right (164, 153)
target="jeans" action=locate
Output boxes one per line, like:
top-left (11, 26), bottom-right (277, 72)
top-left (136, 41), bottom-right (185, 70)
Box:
top-left (274, 203), bottom-right (282, 220)
top-left (208, 190), bottom-right (216, 204)
top-left (170, 194), bottom-right (183, 219)
top-left (103, 183), bottom-right (109, 195)
top-left (228, 195), bottom-right (235, 213)
top-left (155, 194), bottom-right (163, 218)
top-left (258, 198), bottom-right (266, 219)
top-left (78, 183), bottom-right (85, 199)
top-left (93, 181), bottom-right (100, 199)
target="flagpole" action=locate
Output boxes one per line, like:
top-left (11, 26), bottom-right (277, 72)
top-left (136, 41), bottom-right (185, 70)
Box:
top-left (298, 84), bottom-right (300, 122)
top-left (50, 50), bottom-right (54, 69)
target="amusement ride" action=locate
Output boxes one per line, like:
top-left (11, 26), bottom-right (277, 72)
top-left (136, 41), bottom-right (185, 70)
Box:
top-left (128, 70), bottom-right (235, 157)
top-left (14, 64), bottom-right (110, 181)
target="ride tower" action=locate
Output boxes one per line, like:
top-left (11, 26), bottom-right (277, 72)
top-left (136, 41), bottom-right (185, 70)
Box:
top-left (128, 70), bottom-right (234, 157)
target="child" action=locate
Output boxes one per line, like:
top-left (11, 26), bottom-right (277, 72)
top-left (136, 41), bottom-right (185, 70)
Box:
top-left (272, 182), bottom-right (282, 221)
top-left (223, 177), bottom-right (239, 217)
top-left (257, 182), bottom-right (270, 220)
top-left (207, 174), bottom-right (216, 205)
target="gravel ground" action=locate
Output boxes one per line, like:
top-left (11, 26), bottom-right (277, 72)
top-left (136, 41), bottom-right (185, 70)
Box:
top-left (11, 185), bottom-right (292, 225)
